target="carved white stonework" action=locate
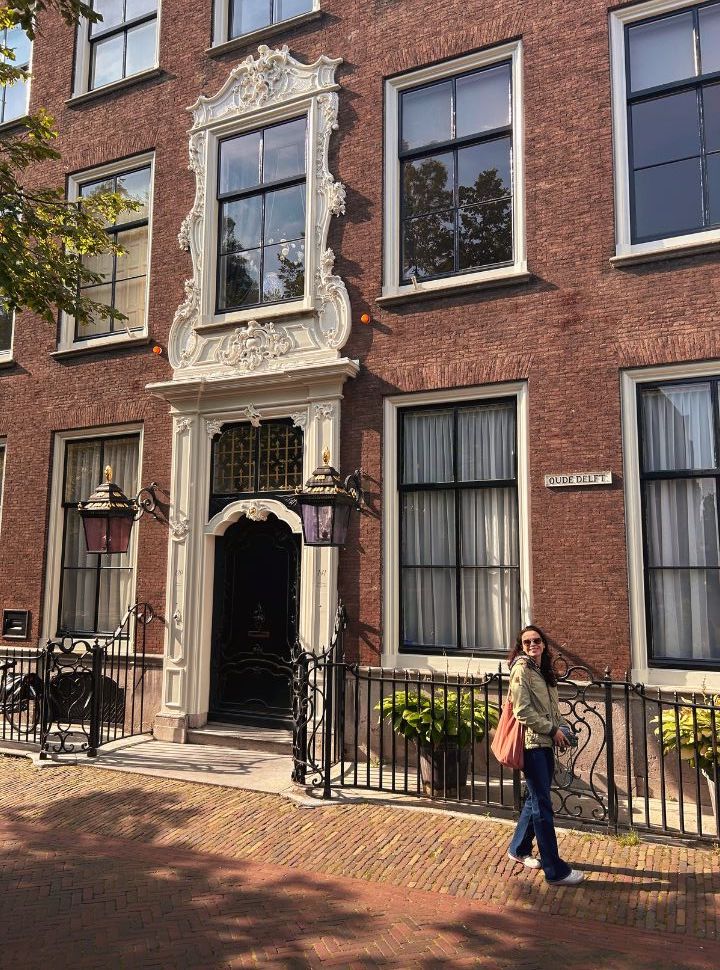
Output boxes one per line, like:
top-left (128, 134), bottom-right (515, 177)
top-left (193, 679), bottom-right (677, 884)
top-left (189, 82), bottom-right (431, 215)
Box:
top-left (216, 321), bottom-right (292, 372)
top-left (176, 417), bottom-right (191, 434)
top-left (205, 419), bottom-right (223, 438)
top-left (290, 411), bottom-right (308, 429)
top-left (168, 46), bottom-right (351, 376)
top-left (172, 608), bottom-right (183, 627)
top-left (240, 404), bottom-right (262, 427)
top-left (170, 517), bottom-right (191, 542)
top-left (314, 402), bottom-right (335, 420)
top-left (245, 504), bottom-right (271, 522)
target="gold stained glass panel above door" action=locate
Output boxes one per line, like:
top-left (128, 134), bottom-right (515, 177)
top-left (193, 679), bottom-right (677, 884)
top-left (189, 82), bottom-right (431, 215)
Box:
top-left (212, 420), bottom-right (303, 496)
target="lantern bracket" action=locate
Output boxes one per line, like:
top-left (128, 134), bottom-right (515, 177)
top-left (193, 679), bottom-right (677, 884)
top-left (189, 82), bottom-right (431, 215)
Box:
top-left (134, 483), bottom-right (163, 521)
top-left (342, 470), bottom-right (364, 510)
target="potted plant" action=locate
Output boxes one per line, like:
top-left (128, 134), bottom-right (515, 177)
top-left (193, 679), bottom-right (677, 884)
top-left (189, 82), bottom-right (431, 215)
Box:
top-left (653, 695), bottom-right (720, 824)
top-left (377, 688), bottom-right (499, 796)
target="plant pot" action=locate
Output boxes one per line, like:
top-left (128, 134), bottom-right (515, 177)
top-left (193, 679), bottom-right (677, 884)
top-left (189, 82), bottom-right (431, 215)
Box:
top-left (701, 769), bottom-right (719, 831)
top-left (419, 741), bottom-right (470, 797)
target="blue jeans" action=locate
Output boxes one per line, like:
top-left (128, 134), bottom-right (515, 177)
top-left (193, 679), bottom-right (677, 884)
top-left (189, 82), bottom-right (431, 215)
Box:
top-left (508, 746), bottom-right (571, 883)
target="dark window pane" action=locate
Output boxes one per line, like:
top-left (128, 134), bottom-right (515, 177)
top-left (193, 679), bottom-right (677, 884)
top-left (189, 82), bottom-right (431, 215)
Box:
top-left (220, 130), bottom-right (262, 194)
top-left (262, 240), bottom-right (305, 302)
top-left (257, 422), bottom-right (304, 491)
top-left (276, 0), bottom-right (312, 22)
top-left (64, 441), bottom-right (102, 503)
top-left (458, 137), bottom-right (511, 205)
top-left (91, 0), bottom-right (123, 36)
top-left (456, 63), bottom-right (511, 138)
top-left (400, 81), bottom-right (452, 152)
top-left (708, 152), bottom-right (720, 224)
top-left (631, 91), bottom-right (700, 169)
top-left (263, 118), bottom-right (306, 182)
top-left (640, 383), bottom-right (715, 472)
top-left (219, 250), bottom-right (261, 309)
top-left (628, 12), bottom-right (696, 92)
top-left (264, 184), bottom-right (305, 243)
top-left (91, 32), bottom-right (124, 88)
top-left (213, 425), bottom-right (256, 493)
top-left (402, 491), bottom-right (456, 565)
top-left (401, 153), bottom-right (453, 216)
top-left (402, 210), bottom-right (454, 281)
top-left (645, 479), bottom-right (720, 567)
top-left (220, 197), bottom-right (262, 253)
top-left (125, 19), bottom-right (156, 77)
top-left (402, 567), bottom-right (457, 649)
top-left (633, 157), bottom-right (703, 239)
top-left (402, 409), bottom-right (454, 484)
top-left (700, 3), bottom-right (720, 75)
top-left (649, 568), bottom-right (720, 660)
top-left (0, 305), bottom-right (12, 352)
top-left (703, 83), bottom-right (720, 153)
top-left (458, 199), bottom-right (512, 269)
top-left (230, 0), bottom-right (271, 38)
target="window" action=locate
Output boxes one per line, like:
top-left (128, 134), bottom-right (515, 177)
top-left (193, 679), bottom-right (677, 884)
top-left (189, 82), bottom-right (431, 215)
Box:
top-left (58, 433), bottom-right (139, 635)
top-left (0, 301), bottom-right (12, 362)
top-left (0, 24), bottom-right (31, 123)
top-left (638, 378), bottom-right (720, 667)
top-left (210, 419), bottom-right (303, 514)
top-left (62, 156), bottom-right (153, 350)
top-left (398, 399), bottom-right (520, 654)
top-left (74, 0), bottom-right (158, 96)
top-left (216, 117), bottom-right (306, 312)
top-left (228, 0), bottom-right (313, 40)
top-left (611, 1), bottom-right (720, 259)
top-left (382, 43), bottom-right (526, 301)
top-left (0, 441), bottom-right (5, 530)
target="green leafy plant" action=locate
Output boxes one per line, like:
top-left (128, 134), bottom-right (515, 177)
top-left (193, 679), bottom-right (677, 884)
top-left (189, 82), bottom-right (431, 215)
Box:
top-left (653, 695), bottom-right (720, 780)
top-left (376, 688), bottom-right (499, 748)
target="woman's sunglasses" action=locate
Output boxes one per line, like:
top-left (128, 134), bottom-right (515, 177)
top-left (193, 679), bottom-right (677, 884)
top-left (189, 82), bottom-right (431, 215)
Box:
top-left (522, 637), bottom-right (543, 646)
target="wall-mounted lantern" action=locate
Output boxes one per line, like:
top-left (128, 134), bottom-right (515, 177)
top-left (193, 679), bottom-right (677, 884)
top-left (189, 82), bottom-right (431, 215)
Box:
top-left (292, 448), bottom-right (364, 547)
top-left (77, 465), bottom-right (162, 555)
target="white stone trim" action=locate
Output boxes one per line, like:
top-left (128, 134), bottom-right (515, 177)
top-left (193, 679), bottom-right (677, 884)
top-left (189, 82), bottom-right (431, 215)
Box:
top-left (169, 45), bottom-right (350, 378)
top-left (60, 152), bottom-right (155, 353)
top-left (382, 381), bottom-right (531, 674)
top-left (72, 2), bottom-right (161, 98)
top-left (40, 422), bottom-right (144, 644)
top-left (0, 438), bottom-right (6, 536)
top-left (382, 41), bottom-right (527, 301)
top-left (622, 360), bottom-right (720, 690)
top-left (211, 0), bottom-right (320, 47)
top-left (0, 306), bottom-right (14, 365)
top-left (610, 0), bottom-right (720, 262)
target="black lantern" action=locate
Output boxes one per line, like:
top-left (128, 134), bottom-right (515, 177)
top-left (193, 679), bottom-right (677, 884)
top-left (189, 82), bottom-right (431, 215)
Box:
top-left (293, 449), bottom-right (363, 547)
top-left (78, 466), bottom-right (160, 555)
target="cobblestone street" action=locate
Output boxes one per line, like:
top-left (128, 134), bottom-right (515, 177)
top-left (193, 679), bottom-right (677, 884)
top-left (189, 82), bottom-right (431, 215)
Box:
top-left (0, 754), bottom-right (717, 968)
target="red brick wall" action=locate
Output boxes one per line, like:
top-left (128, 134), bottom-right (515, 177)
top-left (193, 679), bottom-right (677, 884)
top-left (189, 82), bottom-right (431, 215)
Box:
top-left (1, 2), bottom-right (717, 676)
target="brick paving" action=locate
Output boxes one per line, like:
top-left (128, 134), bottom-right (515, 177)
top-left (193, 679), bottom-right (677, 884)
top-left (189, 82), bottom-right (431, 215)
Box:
top-left (0, 755), bottom-right (718, 968)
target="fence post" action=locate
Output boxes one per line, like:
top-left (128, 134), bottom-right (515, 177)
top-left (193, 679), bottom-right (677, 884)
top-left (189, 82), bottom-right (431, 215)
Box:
top-left (38, 642), bottom-right (54, 760)
top-left (322, 640), bottom-right (335, 800)
top-left (604, 666), bottom-right (618, 834)
top-left (87, 641), bottom-right (103, 758)
top-left (292, 646), bottom-right (308, 785)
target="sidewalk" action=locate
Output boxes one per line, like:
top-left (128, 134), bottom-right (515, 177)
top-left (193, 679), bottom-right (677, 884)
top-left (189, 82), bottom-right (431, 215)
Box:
top-left (0, 751), bottom-right (717, 967)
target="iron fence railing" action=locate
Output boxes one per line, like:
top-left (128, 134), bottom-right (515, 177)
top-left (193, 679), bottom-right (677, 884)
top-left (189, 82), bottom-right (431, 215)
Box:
top-left (293, 608), bottom-right (720, 844)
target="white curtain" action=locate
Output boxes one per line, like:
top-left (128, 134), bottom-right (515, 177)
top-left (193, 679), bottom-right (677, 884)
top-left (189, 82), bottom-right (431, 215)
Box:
top-left (60, 436), bottom-right (139, 634)
top-left (401, 404), bottom-right (519, 651)
top-left (641, 385), bottom-right (720, 661)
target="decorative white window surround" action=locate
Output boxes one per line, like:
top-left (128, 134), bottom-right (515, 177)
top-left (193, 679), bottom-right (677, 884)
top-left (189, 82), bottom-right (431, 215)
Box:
top-left (610, 0), bottom-right (720, 265)
top-left (0, 439), bottom-right (6, 535)
top-left (211, 1), bottom-right (320, 52)
top-left (382, 382), bottom-right (531, 674)
top-left (41, 423), bottom-right (144, 645)
top-left (71, 5), bottom-right (161, 99)
top-left (59, 152), bottom-right (155, 354)
top-left (169, 45), bottom-right (350, 378)
top-left (622, 361), bottom-right (720, 690)
top-left (381, 42), bottom-right (527, 304)
top-left (0, 307), bottom-right (13, 365)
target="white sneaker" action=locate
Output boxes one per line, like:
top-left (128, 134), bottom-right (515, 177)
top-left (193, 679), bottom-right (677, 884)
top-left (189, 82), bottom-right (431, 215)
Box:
top-left (507, 851), bottom-right (542, 870)
top-left (548, 869), bottom-right (584, 886)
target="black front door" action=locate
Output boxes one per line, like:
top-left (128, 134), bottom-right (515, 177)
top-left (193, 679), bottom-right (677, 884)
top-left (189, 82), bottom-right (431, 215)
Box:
top-left (209, 515), bottom-right (300, 727)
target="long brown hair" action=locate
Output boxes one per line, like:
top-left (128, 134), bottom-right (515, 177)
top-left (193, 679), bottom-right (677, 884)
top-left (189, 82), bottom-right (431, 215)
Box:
top-left (507, 625), bottom-right (557, 687)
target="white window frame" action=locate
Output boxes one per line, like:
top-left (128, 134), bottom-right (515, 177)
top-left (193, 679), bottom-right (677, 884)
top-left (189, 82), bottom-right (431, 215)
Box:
top-left (381, 42), bottom-right (527, 303)
top-left (610, 0), bottom-right (720, 264)
top-left (0, 438), bottom-right (6, 535)
top-left (71, 2), bottom-right (161, 99)
top-left (383, 381), bottom-right (531, 673)
top-left (0, 306), bottom-right (13, 364)
top-left (0, 27), bottom-right (32, 125)
top-left (211, 0), bottom-right (320, 49)
top-left (60, 152), bottom-right (155, 353)
top-left (622, 360), bottom-right (720, 689)
top-left (42, 423), bottom-right (144, 644)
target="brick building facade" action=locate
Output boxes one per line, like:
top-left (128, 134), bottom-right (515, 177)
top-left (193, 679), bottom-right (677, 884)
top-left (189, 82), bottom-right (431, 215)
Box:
top-left (1, 0), bottom-right (720, 741)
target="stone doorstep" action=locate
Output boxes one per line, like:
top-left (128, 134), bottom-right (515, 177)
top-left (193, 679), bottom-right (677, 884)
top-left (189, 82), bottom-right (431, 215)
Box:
top-left (187, 721), bottom-right (293, 755)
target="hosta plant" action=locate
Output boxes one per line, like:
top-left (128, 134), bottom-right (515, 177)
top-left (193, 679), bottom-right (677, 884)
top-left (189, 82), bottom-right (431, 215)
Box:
top-left (376, 688), bottom-right (499, 748)
top-left (653, 695), bottom-right (720, 780)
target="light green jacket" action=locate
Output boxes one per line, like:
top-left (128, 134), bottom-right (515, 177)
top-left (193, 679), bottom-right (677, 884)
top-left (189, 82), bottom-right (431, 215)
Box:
top-left (509, 657), bottom-right (563, 750)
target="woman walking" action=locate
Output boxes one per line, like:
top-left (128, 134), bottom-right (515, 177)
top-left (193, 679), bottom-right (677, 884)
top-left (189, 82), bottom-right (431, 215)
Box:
top-left (506, 625), bottom-right (584, 886)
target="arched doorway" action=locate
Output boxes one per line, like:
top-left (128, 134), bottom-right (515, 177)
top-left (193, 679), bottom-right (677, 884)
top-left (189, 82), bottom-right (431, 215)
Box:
top-left (208, 514), bottom-right (300, 727)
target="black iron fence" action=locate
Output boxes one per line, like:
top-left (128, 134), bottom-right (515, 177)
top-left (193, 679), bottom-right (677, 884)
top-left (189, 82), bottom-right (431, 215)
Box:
top-left (294, 608), bottom-right (720, 844)
top-left (0, 603), bottom-right (154, 757)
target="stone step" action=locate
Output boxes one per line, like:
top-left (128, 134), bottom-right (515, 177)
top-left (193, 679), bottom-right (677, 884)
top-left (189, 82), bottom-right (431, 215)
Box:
top-left (187, 722), bottom-right (293, 755)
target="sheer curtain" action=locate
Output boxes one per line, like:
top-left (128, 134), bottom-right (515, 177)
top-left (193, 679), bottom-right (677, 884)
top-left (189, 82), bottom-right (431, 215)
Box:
top-left (641, 384), bottom-right (720, 661)
top-left (60, 436), bottom-right (139, 634)
top-left (401, 403), bottom-right (519, 651)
